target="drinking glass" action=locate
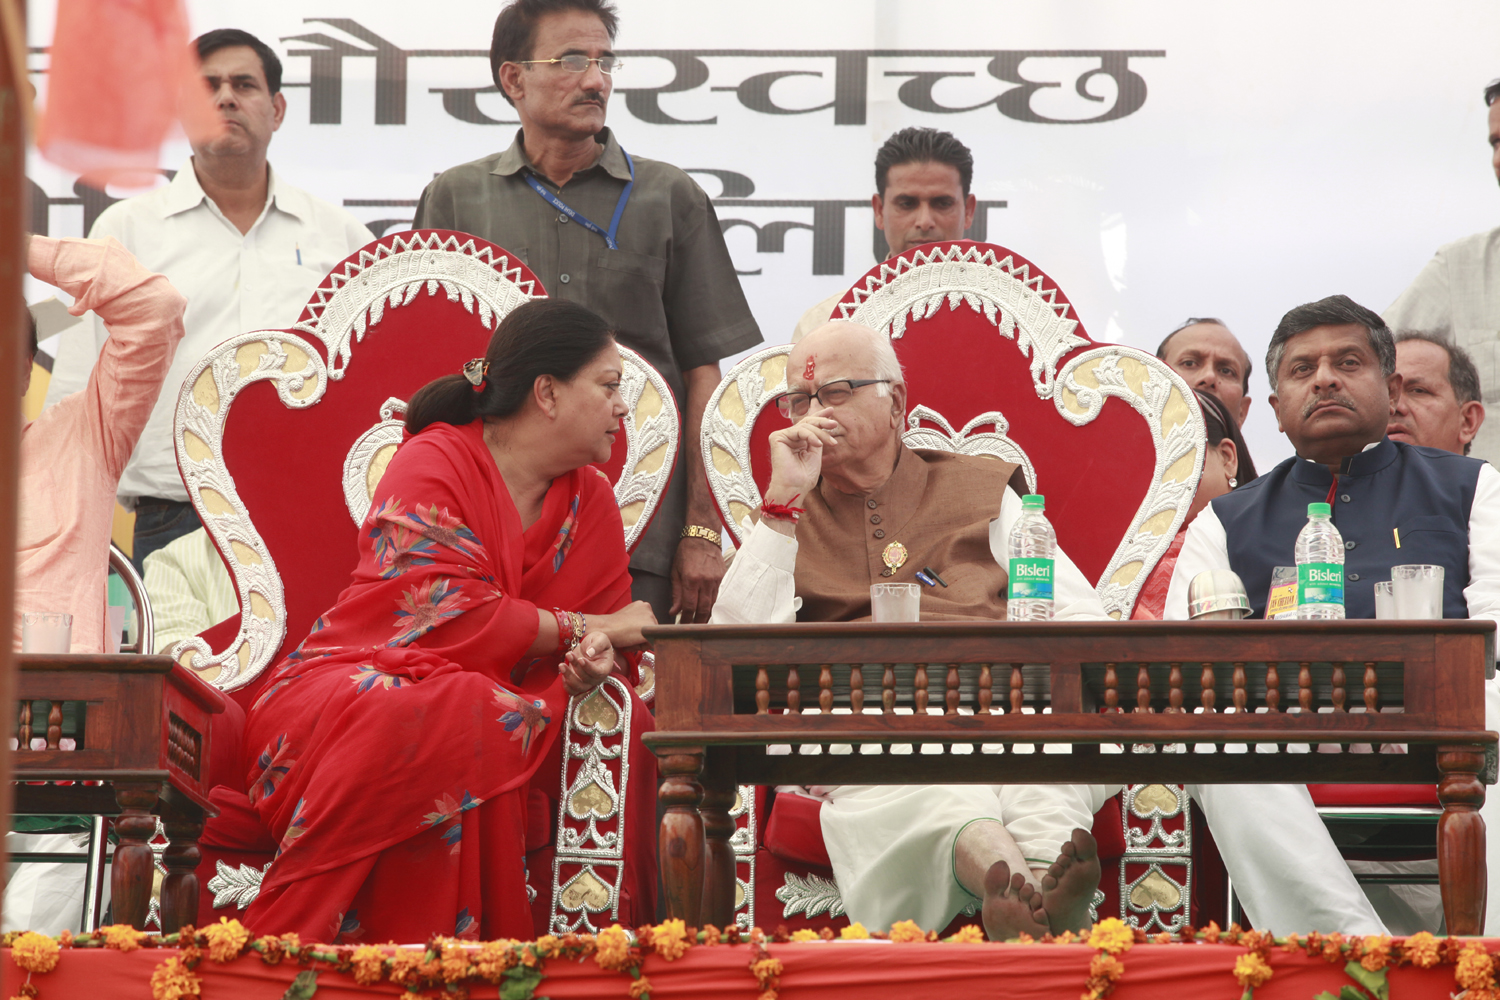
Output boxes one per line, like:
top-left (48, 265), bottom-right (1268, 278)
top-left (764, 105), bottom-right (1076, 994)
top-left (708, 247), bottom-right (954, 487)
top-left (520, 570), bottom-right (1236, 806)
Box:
top-left (870, 583), bottom-right (921, 623)
top-left (1373, 581), bottom-right (1395, 620)
top-left (21, 612), bottom-right (72, 653)
top-left (1391, 564), bottom-right (1444, 620)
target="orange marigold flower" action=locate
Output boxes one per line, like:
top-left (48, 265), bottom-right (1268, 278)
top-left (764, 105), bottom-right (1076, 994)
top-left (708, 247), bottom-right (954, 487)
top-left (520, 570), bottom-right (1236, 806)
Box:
top-left (1282, 933), bottom-right (1301, 954)
top-left (387, 948), bottom-right (424, 986)
top-left (202, 917), bottom-right (250, 964)
top-left (1088, 953), bottom-right (1125, 983)
top-left (629, 976), bottom-right (652, 999)
top-left (10, 932), bottom-right (60, 974)
top-left (756, 992), bottom-right (779, 1000)
top-left (1053, 930), bottom-right (1077, 945)
top-left (700, 924), bottom-right (721, 946)
top-left (1200, 922), bottom-right (1221, 944)
top-left (1017, 932), bottom-right (1035, 944)
top-left (1404, 931), bottom-right (1440, 969)
top-left (349, 945), bottom-right (387, 986)
top-left (534, 934), bottom-right (560, 959)
top-left (149, 957), bottom-right (201, 1000)
top-left (946, 925), bottom-right (986, 944)
top-left (438, 940), bottom-right (471, 982)
top-left (1152, 933), bottom-right (1172, 944)
top-left (58, 930), bottom-right (73, 949)
top-left (1087, 919), bottom-right (1134, 956)
top-left (889, 920), bottom-right (926, 944)
top-left (101, 924), bottom-right (146, 952)
top-left (790, 930), bottom-right (819, 942)
top-left (1233, 952), bottom-right (1273, 989)
top-left (651, 919), bottom-right (691, 961)
top-left (840, 923), bottom-right (870, 940)
top-left (595, 925), bottom-right (633, 972)
top-left (752, 957), bottom-right (784, 982)
top-left (472, 940), bottom-right (516, 981)
top-left (1457, 944), bottom-right (1496, 991)
top-left (1360, 935), bottom-right (1393, 972)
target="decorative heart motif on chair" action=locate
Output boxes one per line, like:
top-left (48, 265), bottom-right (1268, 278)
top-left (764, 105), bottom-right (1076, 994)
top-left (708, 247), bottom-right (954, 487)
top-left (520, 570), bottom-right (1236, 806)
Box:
top-left (574, 689), bottom-right (620, 731)
top-left (1131, 783), bottom-right (1182, 818)
top-left (567, 780), bottom-right (616, 820)
top-left (559, 868), bottom-right (612, 911)
top-left (1129, 870), bottom-right (1182, 909)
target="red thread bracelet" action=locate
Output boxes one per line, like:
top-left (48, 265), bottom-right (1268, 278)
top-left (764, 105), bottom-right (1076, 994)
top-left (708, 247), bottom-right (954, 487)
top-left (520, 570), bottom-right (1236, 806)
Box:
top-left (552, 609), bottom-right (574, 655)
top-left (760, 493), bottom-right (806, 523)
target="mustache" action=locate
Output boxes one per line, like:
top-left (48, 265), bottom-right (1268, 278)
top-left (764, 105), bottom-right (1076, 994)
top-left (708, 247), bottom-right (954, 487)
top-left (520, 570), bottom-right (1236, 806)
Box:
top-left (574, 91), bottom-right (606, 106)
top-left (1302, 393), bottom-right (1358, 418)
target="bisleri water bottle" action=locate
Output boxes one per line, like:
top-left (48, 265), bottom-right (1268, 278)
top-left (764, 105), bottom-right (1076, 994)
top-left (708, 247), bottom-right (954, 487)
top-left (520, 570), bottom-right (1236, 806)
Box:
top-left (1007, 494), bottom-right (1056, 621)
top-left (1295, 501), bottom-right (1345, 620)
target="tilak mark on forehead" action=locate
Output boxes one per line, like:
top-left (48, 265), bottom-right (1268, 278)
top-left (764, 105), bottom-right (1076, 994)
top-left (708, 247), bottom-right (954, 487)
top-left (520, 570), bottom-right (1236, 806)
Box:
top-left (803, 355), bottom-right (816, 380)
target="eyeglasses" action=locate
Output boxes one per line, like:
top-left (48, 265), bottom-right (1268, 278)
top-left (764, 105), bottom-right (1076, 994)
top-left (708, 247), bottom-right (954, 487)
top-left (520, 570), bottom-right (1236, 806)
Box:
top-left (512, 55), bottom-right (622, 75)
top-left (1486, 77), bottom-right (1500, 108)
top-left (772, 379), bottom-right (891, 419)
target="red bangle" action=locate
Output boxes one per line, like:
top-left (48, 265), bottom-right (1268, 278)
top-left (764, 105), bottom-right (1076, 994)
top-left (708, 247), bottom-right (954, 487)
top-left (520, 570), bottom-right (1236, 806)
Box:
top-left (552, 609), bottom-right (574, 655)
top-left (760, 493), bottom-right (806, 523)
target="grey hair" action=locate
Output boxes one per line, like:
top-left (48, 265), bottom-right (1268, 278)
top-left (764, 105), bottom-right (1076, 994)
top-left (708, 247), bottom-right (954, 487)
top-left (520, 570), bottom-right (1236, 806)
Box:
top-left (840, 322), bottom-right (904, 393)
top-left (1264, 295), bottom-right (1395, 393)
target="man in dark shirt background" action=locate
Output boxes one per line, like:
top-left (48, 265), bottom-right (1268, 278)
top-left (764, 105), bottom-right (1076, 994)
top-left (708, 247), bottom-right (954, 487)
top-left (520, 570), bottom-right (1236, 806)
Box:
top-left (414, 0), bottom-right (762, 623)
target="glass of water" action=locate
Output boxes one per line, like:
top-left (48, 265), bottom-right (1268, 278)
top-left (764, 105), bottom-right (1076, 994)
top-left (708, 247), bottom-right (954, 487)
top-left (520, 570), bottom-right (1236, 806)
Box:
top-left (1374, 581), bottom-right (1395, 620)
top-left (870, 583), bottom-right (921, 622)
top-left (21, 612), bottom-right (73, 653)
top-left (1391, 564), bottom-right (1444, 620)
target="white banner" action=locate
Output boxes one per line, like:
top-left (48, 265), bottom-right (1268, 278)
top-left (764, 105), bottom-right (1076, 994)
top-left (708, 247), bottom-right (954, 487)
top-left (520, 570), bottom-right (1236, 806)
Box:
top-left (23, 0), bottom-right (1500, 467)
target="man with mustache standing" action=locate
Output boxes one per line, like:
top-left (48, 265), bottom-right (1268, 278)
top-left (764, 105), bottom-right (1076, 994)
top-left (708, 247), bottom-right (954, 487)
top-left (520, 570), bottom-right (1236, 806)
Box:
top-left (45, 28), bottom-right (374, 570)
top-left (1165, 294), bottom-right (1500, 932)
top-left (414, 0), bottom-right (762, 625)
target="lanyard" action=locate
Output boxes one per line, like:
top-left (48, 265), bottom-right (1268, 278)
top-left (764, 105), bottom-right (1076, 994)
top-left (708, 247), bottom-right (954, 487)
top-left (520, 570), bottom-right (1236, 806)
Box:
top-left (523, 149), bottom-right (635, 251)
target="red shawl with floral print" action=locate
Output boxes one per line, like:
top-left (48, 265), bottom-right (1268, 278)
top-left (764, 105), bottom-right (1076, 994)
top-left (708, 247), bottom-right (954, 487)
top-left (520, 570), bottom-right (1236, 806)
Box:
top-left (241, 419), bottom-right (634, 919)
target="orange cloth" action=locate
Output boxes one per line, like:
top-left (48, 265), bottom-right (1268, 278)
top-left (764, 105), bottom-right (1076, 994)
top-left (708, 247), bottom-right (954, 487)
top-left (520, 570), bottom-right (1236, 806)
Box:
top-left (36, 0), bottom-right (215, 183)
top-left (16, 236), bottom-right (185, 651)
top-left (1130, 525), bottom-right (1187, 620)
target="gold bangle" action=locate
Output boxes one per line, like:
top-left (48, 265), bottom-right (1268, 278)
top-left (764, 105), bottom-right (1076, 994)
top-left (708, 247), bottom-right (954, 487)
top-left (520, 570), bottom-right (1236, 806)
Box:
top-left (681, 524), bottom-right (723, 547)
top-left (567, 611), bottom-right (586, 649)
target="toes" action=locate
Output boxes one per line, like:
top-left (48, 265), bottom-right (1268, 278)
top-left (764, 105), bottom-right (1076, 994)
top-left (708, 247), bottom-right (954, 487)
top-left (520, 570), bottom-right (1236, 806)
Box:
top-left (984, 859), bottom-right (1013, 897)
top-left (1008, 871), bottom-right (1027, 897)
top-left (1058, 840), bottom-right (1078, 861)
top-left (1070, 828), bottom-right (1099, 863)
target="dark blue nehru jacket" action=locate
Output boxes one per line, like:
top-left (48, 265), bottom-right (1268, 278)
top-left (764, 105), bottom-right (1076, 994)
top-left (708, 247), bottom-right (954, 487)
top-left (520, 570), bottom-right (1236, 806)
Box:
top-left (1211, 438), bottom-right (1482, 619)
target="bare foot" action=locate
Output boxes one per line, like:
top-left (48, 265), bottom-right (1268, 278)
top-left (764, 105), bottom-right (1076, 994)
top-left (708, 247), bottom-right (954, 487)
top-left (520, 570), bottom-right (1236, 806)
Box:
top-left (1040, 828), bottom-right (1100, 934)
top-left (981, 859), bottom-right (1050, 941)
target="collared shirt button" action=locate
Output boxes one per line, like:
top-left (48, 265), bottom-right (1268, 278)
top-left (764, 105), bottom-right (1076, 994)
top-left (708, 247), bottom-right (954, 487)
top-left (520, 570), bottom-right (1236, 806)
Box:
top-left (1340, 493), bottom-right (1351, 502)
top-left (559, 213), bottom-right (569, 224)
top-left (1349, 572), bottom-right (1361, 581)
top-left (559, 273), bottom-right (571, 284)
top-left (873, 529), bottom-right (885, 539)
top-left (866, 500), bottom-right (878, 509)
top-left (1345, 540), bottom-right (1356, 549)
top-left (870, 514), bottom-right (882, 525)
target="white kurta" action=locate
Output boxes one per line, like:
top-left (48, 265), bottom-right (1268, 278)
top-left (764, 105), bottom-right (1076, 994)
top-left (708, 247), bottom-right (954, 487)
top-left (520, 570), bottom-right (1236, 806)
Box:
top-left (713, 487), bottom-right (1121, 930)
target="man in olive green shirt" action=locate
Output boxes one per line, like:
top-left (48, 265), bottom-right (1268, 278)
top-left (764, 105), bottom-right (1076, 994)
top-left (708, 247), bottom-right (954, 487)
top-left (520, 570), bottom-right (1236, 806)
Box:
top-left (414, 0), bottom-right (762, 623)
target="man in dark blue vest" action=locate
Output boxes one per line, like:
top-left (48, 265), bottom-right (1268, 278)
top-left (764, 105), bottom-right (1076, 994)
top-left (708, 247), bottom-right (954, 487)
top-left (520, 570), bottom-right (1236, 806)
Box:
top-left (1166, 293), bottom-right (1500, 932)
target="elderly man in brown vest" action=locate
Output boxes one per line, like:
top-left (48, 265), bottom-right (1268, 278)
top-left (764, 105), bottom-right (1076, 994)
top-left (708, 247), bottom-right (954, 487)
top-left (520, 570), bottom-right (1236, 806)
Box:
top-left (709, 321), bottom-right (1117, 940)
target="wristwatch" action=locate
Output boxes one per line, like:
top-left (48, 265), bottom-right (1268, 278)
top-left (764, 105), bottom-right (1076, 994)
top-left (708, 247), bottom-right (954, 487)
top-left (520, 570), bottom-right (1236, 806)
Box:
top-left (681, 524), bottom-right (723, 547)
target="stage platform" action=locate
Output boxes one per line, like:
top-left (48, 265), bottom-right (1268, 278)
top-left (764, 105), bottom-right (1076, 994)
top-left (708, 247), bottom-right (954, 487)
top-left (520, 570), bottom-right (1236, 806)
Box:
top-left (3, 922), bottom-right (1495, 1000)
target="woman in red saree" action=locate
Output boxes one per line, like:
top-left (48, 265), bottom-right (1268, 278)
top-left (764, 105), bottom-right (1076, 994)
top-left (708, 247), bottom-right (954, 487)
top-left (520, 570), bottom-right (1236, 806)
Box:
top-left (241, 299), bottom-right (658, 942)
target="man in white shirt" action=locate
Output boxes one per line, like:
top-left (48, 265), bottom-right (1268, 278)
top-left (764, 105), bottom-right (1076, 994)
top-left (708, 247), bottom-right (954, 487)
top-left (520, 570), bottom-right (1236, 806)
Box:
top-left (45, 28), bottom-right (373, 570)
top-left (1382, 78), bottom-right (1500, 466)
top-left (1167, 293), bottom-right (1500, 932)
top-left (791, 129), bottom-right (976, 342)
top-left (1388, 331), bottom-right (1487, 456)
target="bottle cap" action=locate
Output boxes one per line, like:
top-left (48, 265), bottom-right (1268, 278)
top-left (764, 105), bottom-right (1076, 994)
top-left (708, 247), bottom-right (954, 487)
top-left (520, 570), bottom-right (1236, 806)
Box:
top-left (1307, 502), bottom-right (1331, 518)
top-left (1022, 494), bottom-right (1045, 510)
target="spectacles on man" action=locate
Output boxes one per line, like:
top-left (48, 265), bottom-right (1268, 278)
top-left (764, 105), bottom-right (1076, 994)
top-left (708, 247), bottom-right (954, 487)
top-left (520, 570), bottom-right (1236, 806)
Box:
top-left (1486, 77), bottom-right (1500, 108)
top-left (772, 379), bottom-right (891, 419)
top-left (512, 55), bottom-right (622, 75)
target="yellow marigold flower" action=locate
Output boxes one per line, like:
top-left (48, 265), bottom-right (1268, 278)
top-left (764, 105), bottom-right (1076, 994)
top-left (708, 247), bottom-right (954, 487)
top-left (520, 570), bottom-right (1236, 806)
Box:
top-left (752, 957), bottom-right (784, 980)
top-left (102, 924), bottom-right (146, 952)
top-left (149, 957), bottom-right (201, 1000)
top-left (1360, 935), bottom-right (1393, 972)
top-left (349, 945), bottom-right (387, 986)
top-left (535, 934), bottom-right (561, 958)
top-left (1405, 931), bottom-right (1440, 969)
top-left (790, 930), bottom-right (820, 942)
top-left (651, 918), bottom-right (691, 961)
top-left (595, 925), bottom-right (633, 972)
top-left (1088, 952), bottom-right (1124, 982)
top-left (1233, 952), bottom-right (1273, 989)
top-left (945, 925), bottom-right (986, 944)
top-left (11, 932), bottom-right (60, 974)
top-left (629, 975), bottom-right (652, 999)
top-left (889, 920), bottom-right (926, 944)
top-left (1087, 918), bottom-right (1134, 956)
top-left (840, 923), bottom-right (870, 940)
top-left (1456, 944), bottom-right (1496, 991)
top-left (202, 917), bottom-right (251, 963)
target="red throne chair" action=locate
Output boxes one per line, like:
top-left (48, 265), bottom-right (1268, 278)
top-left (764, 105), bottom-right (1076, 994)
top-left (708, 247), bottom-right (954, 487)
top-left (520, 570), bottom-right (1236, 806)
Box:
top-left (163, 232), bottom-right (678, 935)
top-left (700, 240), bottom-right (1216, 933)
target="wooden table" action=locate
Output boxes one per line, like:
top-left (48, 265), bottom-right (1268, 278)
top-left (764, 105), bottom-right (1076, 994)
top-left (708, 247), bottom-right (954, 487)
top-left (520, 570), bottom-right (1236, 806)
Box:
top-left (643, 620), bottom-right (1498, 934)
top-left (12, 654), bottom-right (224, 931)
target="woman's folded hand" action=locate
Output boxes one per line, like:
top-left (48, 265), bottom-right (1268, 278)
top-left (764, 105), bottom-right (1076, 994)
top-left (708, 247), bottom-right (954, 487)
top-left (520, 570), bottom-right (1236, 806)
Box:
top-left (592, 600), bottom-right (657, 648)
top-left (561, 630), bottom-right (615, 695)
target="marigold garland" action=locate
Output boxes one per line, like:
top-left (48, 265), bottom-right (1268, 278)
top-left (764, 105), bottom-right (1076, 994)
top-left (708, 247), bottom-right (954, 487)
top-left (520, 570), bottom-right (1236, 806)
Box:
top-left (2, 919), bottom-right (1493, 1000)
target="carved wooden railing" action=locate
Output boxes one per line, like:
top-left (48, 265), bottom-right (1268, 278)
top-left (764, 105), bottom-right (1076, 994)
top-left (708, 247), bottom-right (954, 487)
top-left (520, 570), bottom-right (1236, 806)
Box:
top-left (643, 620), bottom-right (1497, 934)
top-left (12, 654), bottom-right (224, 930)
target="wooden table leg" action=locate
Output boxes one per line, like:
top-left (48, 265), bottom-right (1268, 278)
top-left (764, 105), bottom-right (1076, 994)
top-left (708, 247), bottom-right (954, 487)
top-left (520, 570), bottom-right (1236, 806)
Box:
top-left (111, 781), bottom-right (160, 930)
top-left (159, 802), bottom-right (205, 933)
top-left (700, 747), bottom-right (737, 928)
top-left (658, 748), bottom-right (706, 922)
top-left (1437, 745), bottom-right (1488, 934)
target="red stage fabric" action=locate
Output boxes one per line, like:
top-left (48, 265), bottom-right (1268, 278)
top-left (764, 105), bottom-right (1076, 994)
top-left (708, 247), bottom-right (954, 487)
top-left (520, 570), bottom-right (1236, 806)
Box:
top-left (216, 420), bottom-right (654, 941)
top-left (3, 941), bottom-right (1478, 1000)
